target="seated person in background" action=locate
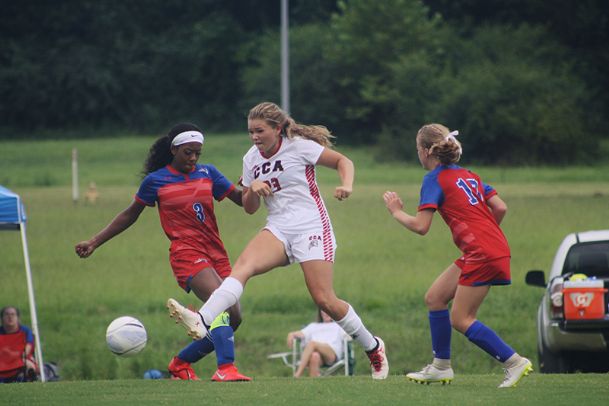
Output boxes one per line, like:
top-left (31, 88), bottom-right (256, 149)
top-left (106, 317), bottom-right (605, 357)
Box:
top-left (0, 306), bottom-right (37, 383)
top-left (287, 309), bottom-right (346, 378)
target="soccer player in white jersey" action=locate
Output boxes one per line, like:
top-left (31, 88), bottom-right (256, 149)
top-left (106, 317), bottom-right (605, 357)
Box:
top-left (168, 101), bottom-right (389, 379)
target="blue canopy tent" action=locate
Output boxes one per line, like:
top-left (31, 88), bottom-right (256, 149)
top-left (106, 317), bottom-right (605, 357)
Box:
top-left (0, 185), bottom-right (46, 381)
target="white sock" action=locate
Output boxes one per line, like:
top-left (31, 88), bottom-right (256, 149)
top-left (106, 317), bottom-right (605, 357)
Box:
top-left (199, 277), bottom-right (243, 325)
top-left (432, 358), bottom-right (451, 369)
top-left (335, 305), bottom-right (377, 351)
top-left (503, 353), bottom-right (522, 368)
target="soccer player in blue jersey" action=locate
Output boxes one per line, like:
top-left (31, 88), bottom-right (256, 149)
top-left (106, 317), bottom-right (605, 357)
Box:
top-left (383, 123), bottom-right (532, 388)
top-left (75, 123), bottom-right (250, 381)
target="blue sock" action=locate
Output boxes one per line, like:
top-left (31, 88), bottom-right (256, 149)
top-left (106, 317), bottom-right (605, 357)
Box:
top-left (429, 309), bottom-right (451, 359)
top-left (464, 320), bottom-right (515, 362)
top-left (178, 336), bottom-right (215, 363)
top-left (211, 325), bottom-right (235, 366)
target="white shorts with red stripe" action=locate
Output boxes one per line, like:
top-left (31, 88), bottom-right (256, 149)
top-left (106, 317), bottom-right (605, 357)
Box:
top-left (264, 224), bottom-right (336, 264)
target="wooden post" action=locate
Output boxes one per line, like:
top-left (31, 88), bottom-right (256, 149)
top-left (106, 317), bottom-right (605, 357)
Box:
top-left (72, 148), bottom-right (79, 204)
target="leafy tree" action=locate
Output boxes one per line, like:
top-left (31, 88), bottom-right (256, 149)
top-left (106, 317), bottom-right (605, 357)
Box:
top-left (241, 24), bottom-right (341, 134)
top-left (326, 0), bottom-right (443, 144)
top-left (431, 24), bottom-right (595, 164)
top-left (423, 0), bottom-right (609, 137)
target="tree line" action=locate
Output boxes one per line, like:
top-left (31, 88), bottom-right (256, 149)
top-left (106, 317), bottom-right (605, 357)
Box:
top-left (1, 0), bottom-right (606, 164)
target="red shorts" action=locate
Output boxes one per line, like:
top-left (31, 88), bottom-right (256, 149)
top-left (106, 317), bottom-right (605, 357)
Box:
top-left (170, 250), bottom-right (232, 292)
top-left (454, 256), bottom-right (511, 287)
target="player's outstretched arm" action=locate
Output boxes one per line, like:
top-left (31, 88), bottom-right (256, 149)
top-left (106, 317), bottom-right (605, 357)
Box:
top-left (383, 191), bottom-right (434, 235)
top-left (75, 200), bottom-right (145, 258)
top-left (227, 188), bottom-right (244, 207)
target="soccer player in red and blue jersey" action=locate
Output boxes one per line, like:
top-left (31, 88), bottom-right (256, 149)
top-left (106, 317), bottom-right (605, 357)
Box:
top-left (383, 123), bottom-right (532, 388)
top-left (75, 123), bottom-right (250, 381)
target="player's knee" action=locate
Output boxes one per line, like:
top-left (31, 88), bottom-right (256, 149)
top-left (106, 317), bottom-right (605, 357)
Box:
top-left (424, 291), bottom-right (443, 308)
top-left (310, 292), bottom-right (337, 314)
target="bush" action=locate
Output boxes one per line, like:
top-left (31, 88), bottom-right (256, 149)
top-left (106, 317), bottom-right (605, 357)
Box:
top-left (377, 24), bottom-right (598, 164)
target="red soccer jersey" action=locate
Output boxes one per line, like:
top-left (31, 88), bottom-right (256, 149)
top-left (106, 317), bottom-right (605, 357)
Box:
top-left (418, 164), bottom-right (510, 263)
top-left (0, 325), bottom-right (34, 377)
top-left (135, 164), bottom-right (235, 259)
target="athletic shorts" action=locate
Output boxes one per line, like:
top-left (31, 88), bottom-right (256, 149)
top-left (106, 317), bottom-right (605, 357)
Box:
top-left (170, 249), bottom-right (232, 292)
top-left (454, 256), bottom-right (511, 287)
top-left (265, 224), bottom-right (336, 264)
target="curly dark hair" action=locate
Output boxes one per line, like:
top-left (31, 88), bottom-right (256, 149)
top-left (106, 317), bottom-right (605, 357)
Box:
top-left (142, 123), bottom-right (202, 176)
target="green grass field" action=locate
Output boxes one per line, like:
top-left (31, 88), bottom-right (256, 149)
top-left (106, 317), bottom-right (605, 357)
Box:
top-left (3, 374), bottom-right (609, 405)
top-left (1, 134), bottom-right (608, 403)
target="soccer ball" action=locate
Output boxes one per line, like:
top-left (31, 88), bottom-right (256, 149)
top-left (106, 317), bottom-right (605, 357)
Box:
top-left (105, 316), bottom-right (147, 357)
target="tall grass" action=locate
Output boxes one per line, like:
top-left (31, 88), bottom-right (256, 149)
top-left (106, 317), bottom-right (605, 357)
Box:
top-left (1, 135), bottom-right (608, 381)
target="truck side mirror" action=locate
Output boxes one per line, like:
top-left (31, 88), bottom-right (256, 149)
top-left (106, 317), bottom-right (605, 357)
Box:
top-left (525, 270), bottom-right (546, 287)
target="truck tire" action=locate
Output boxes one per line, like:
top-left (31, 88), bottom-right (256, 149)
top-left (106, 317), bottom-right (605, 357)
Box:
top-left (538, 339), bottom-right (570, 373)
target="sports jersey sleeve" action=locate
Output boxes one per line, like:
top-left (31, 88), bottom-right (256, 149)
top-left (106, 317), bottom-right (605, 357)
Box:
top-left (21, 325), bottom-right (34, 344)
top-left (135, 174), bottom-right (157, 206)
top-left (207, 165), bottom-right (235, 201)
top-left (418, 172), bottom-right (443, 211)
top-left (298, 139), bottom-right (325, 165)
top-left (482, 182), bottom-right (498, 200)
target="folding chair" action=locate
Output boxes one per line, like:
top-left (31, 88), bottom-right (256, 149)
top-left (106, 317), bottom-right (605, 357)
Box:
top-left (268, 334), bottom-right (355, 376)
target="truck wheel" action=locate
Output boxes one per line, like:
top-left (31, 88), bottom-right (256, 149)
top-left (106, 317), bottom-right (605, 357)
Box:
top-left (538, 339), bottom-right (570, 373)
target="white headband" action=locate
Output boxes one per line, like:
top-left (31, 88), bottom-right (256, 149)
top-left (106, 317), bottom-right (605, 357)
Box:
top-left (445, 130), bottom-right (459, 141)
top-left (171, 131), bottom-right (204, 146)
top-left (445, 130), bottom-right (462, 154)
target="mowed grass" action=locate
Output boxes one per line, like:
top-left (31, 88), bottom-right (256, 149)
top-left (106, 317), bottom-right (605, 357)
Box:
top-left (1, 134), bottom-right (608, 403)
top-left (3, 374), bottom-right (609, 405)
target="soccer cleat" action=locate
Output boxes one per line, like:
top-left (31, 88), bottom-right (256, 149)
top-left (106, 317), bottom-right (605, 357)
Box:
top-left (211, 364), bottom-right (252, 382)
top-left (167, 357), bottom-right (201, 381)
top-left (167, 298), bottom-right (207, 340)
top-left (498, 357), bottom-right (533, 388)
top-left (406, 364), bottom-right (454, 385)
top-left (366, 336), bottom-right (389, 379)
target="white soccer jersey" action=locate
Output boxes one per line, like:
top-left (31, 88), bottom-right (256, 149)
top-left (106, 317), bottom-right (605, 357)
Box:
top-left (242, 136), bottom-right (333, 235)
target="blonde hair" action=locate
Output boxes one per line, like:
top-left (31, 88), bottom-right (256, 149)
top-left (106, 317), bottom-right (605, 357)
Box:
top-left (417, 123), bottom-right (462, 165)
top-left (248, 102), bottom-right (335, 148)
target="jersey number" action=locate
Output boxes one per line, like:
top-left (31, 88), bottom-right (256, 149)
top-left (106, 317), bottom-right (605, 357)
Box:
top-left (193, 202), bottom-right (205, 223)
top-left (264, 177), bottom-right (282, 193)
top-left (456, 178), bottom-right (482, 205)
